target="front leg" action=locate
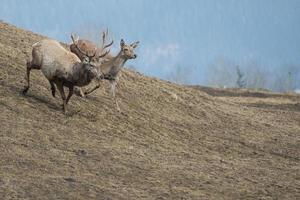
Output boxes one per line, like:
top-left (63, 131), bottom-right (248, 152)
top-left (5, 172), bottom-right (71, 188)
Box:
top-left (109, 79), bottom-right (120, 112)
top-left (74, 86), bottom-right (85, 98)
top-left (66, 85), bottom-right (74, 104)
top-left (49, 80), bottom-right (56, 98)
top-left (84, 79), bottom-right (101, 96)
top-left (56, 81), bottom-right (67, 114)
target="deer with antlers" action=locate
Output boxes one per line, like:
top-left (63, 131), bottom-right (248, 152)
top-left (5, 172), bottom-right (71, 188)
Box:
top-left (70, 30), bottom-right (139, 111)
top-left (22, 36), bottom-right (111, 114)
top-left (70, 29), bottom-right (114, 63)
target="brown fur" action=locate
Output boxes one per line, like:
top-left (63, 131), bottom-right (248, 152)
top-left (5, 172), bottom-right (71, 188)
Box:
top-left (23, 39), bottom-right (99, 114)
top-left (70, 30), bottom-right (113, 63)
top-left (72, 39), bottom-right (139, 111)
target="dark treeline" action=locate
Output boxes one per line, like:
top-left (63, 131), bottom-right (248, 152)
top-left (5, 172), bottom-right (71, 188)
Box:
top-left (168, 57), bottom-right (300, 92)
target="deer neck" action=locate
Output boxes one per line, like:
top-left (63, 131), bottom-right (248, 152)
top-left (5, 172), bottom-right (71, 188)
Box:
top-left (101, 51), bottom-right (127, 78)
top-left (111, 51), bottom-right (127, 69)
top-left (71, 63), bottom-right (96, 86)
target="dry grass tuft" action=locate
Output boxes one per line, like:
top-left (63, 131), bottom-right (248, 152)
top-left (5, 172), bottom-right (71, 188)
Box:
top-left (0, 22), bottom-right (299, 199)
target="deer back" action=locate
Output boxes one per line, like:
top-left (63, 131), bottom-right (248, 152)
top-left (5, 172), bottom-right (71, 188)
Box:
top-left (34, 39), bottom-right (81, 80)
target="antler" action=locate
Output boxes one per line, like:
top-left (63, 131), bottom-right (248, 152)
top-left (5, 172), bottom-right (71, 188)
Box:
top-left (71, 33), bottom-right (96, 61)
top-left (98, 49), bottom-right (110, 58)
top-left (99, 28), bottom-right (113, 58)
top-left (71, 33), bottom-right (79, 44)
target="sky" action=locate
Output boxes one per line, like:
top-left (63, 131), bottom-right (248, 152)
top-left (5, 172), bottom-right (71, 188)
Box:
top-left (0, 0), bottom-right (299, 86)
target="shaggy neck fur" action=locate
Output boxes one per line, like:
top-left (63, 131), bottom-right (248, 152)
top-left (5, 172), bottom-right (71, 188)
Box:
top-left (71, 63), bottom-right (97, 87)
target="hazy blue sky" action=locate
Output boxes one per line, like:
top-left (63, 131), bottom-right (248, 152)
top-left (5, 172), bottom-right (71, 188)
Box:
top-left (0, 0), bottom-right (299, 85)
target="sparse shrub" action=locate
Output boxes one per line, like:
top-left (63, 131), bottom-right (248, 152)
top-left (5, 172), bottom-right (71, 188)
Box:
top-left (236, 66), bottom-right (246, 88)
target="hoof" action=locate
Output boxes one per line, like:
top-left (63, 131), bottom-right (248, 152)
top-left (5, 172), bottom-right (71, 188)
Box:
top-left (84, 92), bottom-right (89, 97)
top-left (74, 87), bottom-right (85, 98)
top-left (22, 87), bottom-right (29, 95)
top-left (60, 103), bottom-right (67, 114)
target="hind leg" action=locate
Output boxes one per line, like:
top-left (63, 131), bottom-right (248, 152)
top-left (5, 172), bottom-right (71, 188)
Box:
top-left (55, 81), bottom-right (67, 114)
top-left (22, 60), bottom-right (40, 95)
top-left (22, 61), bottom-right (32, 94)
top-left (66, 85), bottom-right (74, 105)
top-left (109, 80), bottom-right (120, 111)
top-left (49, 80), bottom-right (56, 98)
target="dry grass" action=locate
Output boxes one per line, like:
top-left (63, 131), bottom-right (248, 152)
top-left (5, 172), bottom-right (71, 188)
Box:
top-left (0, 22), bottom-right (299, 199)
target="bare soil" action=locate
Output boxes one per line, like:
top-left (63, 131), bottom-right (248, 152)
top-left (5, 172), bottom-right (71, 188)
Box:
top-left (0, 21), bottom-right (299, 199)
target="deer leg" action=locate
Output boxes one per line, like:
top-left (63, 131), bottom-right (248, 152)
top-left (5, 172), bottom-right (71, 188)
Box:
top-left (22, 65), bottom-right (31, 94)
top-left (23, 61), bottom-right (33, 94)
top-left (84, 80), bottom-right (101, 96)
top-left (66, 85), bottom-right (74, 105)
top-left (49, 80), bottom-right (56, 98)
top-left (23, 61), bottom-right (41, 95)
top-left (56, 81), bottom-right (67, 114)
top-left (115, 98), bottom-right (120, 112)
top-left (109, 80), bottom-right (115, 97)
top-left (73, 87), bottom-right (85, 98)
top-left (109, 80), bottom-right (120, 111)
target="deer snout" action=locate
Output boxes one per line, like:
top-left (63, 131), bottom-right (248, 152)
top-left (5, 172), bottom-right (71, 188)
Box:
top-left (133, 54), bottom-right (137, 59)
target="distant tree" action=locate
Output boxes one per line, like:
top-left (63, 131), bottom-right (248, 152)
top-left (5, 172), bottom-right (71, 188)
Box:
top-left (273, 64), bottom-right (299, 92)
top-left (205, 57), bottom-right (300, 92)
top-left (206, 57), bottom-right (237, 88)
top-left (243, 61), bottom-right (267, 89)
top-left (287, 71), bottom-right (293, 91)
top-left (278, 71), bottom-right (294, 92)
top-left (236, 66), bottom-right (246, 88)
top-left (168, 64), bottom-right (191, 84)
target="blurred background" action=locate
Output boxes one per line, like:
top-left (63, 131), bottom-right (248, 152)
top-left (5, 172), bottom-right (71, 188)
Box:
top-left (0, 0), bottom-right (299, 91)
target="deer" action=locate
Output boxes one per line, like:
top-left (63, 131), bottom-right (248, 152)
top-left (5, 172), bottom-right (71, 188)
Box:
top-left (70, 29), bottom-right (114, 63)
top-left (70, 32), bottom-right (139, 111)
top-left (22, 35), bottom-right (111, 114)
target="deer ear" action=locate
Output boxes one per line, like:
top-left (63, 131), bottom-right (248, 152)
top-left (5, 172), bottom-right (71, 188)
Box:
top-left (130, 41), bottom-right (139, 48)
top-left (120, 39), bottom-right (125, 48)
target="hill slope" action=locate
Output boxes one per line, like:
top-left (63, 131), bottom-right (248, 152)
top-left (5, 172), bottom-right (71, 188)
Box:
top-left (0, 21), bottom-right (299, 199)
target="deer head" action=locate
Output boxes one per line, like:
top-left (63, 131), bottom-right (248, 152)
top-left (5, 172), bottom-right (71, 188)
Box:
top-left (120, 39), bottom-right (139, 59)
top-left (71, 32), bottom-right (112, 63)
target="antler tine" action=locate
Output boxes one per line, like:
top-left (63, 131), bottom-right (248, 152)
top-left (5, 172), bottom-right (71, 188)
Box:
top-left (104, 28), bottom-right (114, 49)
top-left (103, 40), bottom-right (114, 49)
top-left (88, 51), bottom-right (96, 60)
top-left (106, 28), bottom-right (109, 37)
top-left (71, 33), bottom-right (78, 45)
top-left (101, 30), bottom-right (106, 49)
top-left (98, 49), bottom-right (110, 58)
top-left (97, 28), bottom-right (113, 59)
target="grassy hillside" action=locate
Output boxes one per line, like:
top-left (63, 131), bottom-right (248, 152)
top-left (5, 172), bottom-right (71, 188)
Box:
top-left (0, 21), bottom-right (299, 199)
